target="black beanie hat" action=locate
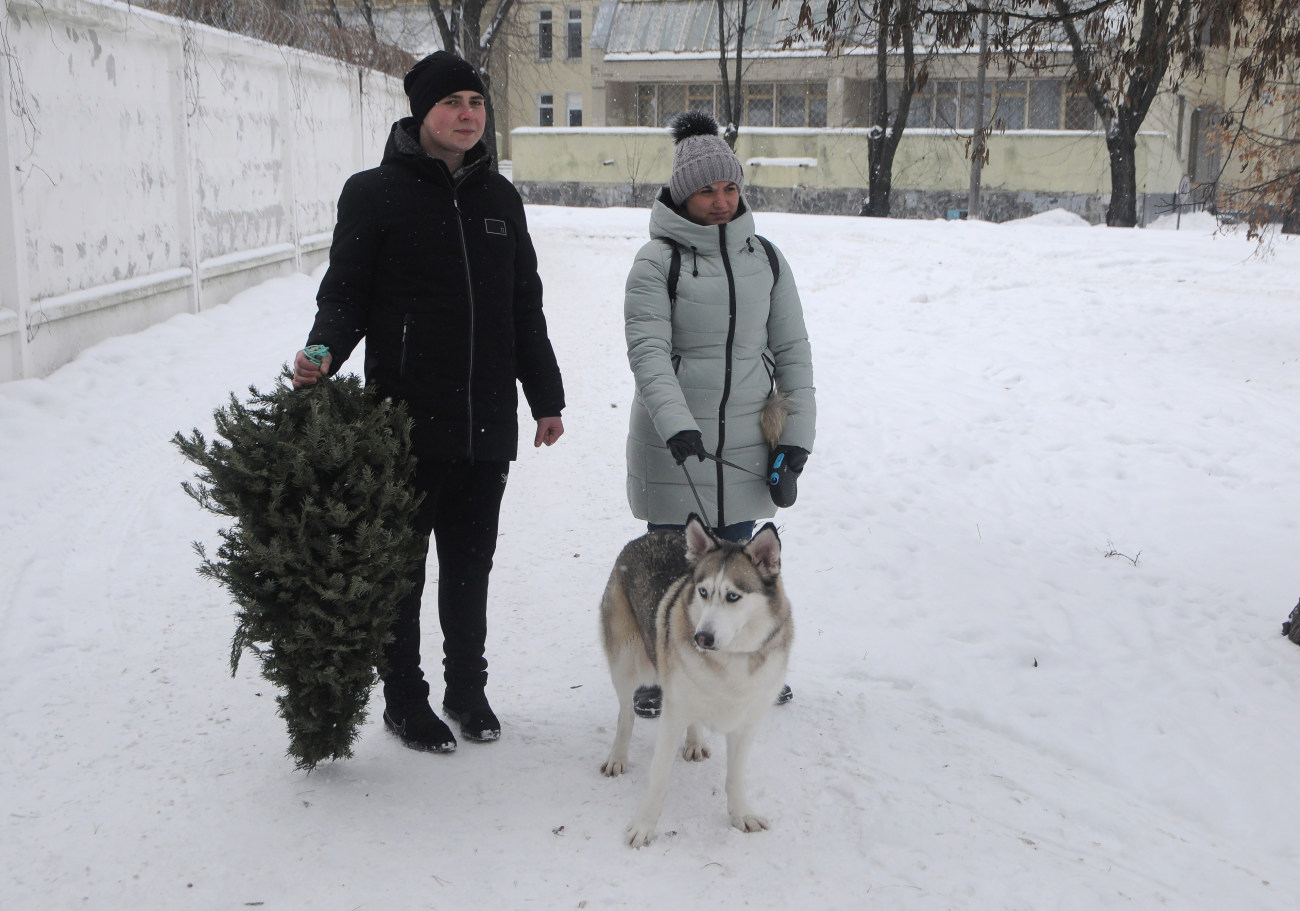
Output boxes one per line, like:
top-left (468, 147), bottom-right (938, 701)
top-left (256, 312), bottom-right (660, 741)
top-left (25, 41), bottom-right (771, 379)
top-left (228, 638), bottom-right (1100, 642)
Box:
top-left (404, 51), bottom-right (486, 125)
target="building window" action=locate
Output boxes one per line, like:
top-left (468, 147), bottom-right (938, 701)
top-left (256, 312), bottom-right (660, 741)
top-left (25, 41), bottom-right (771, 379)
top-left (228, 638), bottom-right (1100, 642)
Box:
top-left (777, 83), bottom-right (827, 127)
top-left (636, 85), bottom-right (657, 127)
top-left (1188, 105), bottom-right (1222, 183)
top-left (995, 80), bottom-right (1027, 130)
top-left (539, 93), bottom-right (554, 127)
top-left (934, 81), bottom-right (959, 128)
top-left (566, 92), bottom-right (583, 127)
top-left (904, 81), bottom-right (932, 128)
top-left (744, 83), bottom-right (775, 127)
top-left (566, 8), bottom-right (583, 61)
top-left (538, 9), bottom-right (553, 61)
top-left (906, 78), bottom-right (1097, 131)
top-left (634, 83), bottom-right (826, 127)
top-left (658, 85), bottom-right (687, 125)
top-left (1063, 90), bottom-right (1097, 130)
top-left (959, 81), bottom-right (993, 129)
top-left (1028, 80), bottom-right (1062, 128)
top-left (687, 84), bottom-right (716, 118)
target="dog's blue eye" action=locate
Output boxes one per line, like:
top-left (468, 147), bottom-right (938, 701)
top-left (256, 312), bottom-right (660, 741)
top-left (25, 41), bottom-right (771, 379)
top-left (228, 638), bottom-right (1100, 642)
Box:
top-left (725, 592), bottom-right (741, 602)
top-left (698, 586), bottom-right (708, 598)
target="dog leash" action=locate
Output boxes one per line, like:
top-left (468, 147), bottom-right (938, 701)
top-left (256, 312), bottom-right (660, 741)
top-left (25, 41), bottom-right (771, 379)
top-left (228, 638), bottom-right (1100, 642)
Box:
top-left (679, 450), bottom-right (772, 527)
top-left (699, 451), bottom-right (769, 481)
top-left (680, 462), bottom-right (712, 523)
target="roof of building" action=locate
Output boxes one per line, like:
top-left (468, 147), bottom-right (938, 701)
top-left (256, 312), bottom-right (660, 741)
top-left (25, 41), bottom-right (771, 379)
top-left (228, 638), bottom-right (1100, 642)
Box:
top-left (597, 0), bottom-right (850, 54)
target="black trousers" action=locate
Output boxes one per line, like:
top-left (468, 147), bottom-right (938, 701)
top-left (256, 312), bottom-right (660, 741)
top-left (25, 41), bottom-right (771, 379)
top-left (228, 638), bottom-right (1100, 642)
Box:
top-left (383, 458), bottom-right (509, 703)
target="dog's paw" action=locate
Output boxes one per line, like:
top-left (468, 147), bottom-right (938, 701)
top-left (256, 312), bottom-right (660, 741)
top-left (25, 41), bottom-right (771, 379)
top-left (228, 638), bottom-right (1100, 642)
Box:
top-left (730, 812), bottom-right (770, 834)
top-left (681, 742), bottom-right (710, 762)
top-left (601, 757), bottom-right (628, 777)
top-left (625, 818), bottom-right (657, 848)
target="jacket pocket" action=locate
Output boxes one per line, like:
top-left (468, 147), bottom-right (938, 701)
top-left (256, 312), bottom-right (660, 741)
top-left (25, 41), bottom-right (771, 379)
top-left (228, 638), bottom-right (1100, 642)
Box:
top-left (400, 314), bottom-right (412, 378)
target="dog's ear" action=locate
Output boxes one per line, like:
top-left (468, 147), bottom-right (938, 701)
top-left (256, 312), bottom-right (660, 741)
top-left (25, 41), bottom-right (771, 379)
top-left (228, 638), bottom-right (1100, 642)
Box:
top-left (744, 523), bottom-right (782, 580)
top-left (684, 514), bottom-right (716, 563)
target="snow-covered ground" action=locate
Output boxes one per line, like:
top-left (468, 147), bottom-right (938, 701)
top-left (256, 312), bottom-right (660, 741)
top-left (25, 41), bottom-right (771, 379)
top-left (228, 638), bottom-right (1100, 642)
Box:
top-left (2, 207), bottom-right (1298, 910)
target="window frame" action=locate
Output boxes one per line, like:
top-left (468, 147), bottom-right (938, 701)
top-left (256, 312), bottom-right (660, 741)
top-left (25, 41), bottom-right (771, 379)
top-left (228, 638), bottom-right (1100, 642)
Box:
top-left (538, 9), bottom-right (553, 61)
top-left (566, 7), bottom-right (583, 61)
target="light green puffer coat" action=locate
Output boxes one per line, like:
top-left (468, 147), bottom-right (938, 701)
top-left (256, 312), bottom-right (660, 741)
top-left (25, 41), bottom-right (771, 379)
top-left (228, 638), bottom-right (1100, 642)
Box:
top-left (624, 191), bottom-right (816, 527)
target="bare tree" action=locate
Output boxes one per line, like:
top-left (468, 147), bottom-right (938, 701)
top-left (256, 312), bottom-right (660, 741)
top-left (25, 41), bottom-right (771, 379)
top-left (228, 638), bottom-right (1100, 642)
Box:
top-left (716, 0), bottom-right (754, 149)
top-left (145, 0), bottom-right (412, 74)
top-left (788, 0), bottom-right (971, 217)
top-left (1037, 0), bottom-right (1209, 226)
top-left (1214, 0), bottom-right (1300, 236)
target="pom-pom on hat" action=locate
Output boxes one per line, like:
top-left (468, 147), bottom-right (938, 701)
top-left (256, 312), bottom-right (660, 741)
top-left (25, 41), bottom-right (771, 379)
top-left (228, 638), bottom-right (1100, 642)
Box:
top-left (668, 111), bottom-right (745, 207)
top-left (404, 51), bottom-right (486, 125)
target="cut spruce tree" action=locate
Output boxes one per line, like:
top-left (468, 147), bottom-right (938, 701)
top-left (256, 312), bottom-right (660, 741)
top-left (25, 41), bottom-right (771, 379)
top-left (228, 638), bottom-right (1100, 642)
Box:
top-left (173, 368), bottom-right (423, 771)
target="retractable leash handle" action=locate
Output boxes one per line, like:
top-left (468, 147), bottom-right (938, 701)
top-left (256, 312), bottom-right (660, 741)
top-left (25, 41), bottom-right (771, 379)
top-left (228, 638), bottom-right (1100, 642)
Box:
top-left (767, 449), bottom-right (800, 508)
top-left (769, 450), bottom-right (787, 486)
top-left (303, 344), bottom-right (331, 367)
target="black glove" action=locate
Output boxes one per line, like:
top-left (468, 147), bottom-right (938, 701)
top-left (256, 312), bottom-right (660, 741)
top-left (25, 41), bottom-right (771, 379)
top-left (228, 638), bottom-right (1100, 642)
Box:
top-left (667, 430), bottom-right (706, 465)
top-left (768, 445), bottom-right (809, 508)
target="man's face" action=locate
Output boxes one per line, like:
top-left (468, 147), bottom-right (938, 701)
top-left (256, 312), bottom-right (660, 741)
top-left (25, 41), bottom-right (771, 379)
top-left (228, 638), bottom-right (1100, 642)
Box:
top-left (418, 91), bottom-right (486, 162)
top-left (684, 180), bottom-right (740, 226)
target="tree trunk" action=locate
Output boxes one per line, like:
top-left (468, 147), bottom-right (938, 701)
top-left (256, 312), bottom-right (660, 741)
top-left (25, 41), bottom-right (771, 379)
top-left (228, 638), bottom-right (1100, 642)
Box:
top-left (1105, 118), bottom-right (1139, 227)
top-left (862, 135), bottom-right (896, 217)
top-left (1283, 181), bottom-right (1300, 235)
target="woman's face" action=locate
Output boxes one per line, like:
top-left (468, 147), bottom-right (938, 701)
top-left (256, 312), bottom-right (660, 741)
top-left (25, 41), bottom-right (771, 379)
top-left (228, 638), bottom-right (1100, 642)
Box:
top-left (684, 181), bottom-right (740, 226)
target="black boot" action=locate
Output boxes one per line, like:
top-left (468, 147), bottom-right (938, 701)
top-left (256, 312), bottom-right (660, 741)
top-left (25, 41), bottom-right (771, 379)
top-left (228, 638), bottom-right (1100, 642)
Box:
top-left (383, 698), bottom-right (457, 753)
top-left (775, 683), bottom-right (794, 706)
top-left (383, 680), bottom-right (456, 753)
top-left (633, 685), bottom-right (662, 719)
top-left (443, 688), bottom-right (501, 742)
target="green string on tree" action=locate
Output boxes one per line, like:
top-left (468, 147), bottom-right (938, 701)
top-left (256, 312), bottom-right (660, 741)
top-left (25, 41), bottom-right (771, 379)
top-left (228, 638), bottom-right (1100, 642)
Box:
top-left (173, 367), bottom-right (424, 771)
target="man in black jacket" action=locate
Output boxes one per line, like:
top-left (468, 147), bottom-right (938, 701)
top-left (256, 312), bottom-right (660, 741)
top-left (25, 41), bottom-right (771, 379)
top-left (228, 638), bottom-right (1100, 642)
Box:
top-left (292, 52), bottom-right (566, 754)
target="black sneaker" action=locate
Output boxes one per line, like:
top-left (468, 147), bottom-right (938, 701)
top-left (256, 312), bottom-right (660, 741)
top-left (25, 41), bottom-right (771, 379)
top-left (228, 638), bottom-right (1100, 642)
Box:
top-left (443, 689), bottom-right (501, 742)
top-left (633, 685), bottom-right (662, 719)
top-left (774, 683), bottom-right (794, 706)
top-left (383, 700), bottom-right (457, 753)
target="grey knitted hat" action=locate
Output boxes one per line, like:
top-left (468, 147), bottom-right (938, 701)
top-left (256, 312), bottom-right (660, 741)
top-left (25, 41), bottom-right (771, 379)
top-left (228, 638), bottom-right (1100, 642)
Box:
top-left (668, 111), bottom-right (744, 207)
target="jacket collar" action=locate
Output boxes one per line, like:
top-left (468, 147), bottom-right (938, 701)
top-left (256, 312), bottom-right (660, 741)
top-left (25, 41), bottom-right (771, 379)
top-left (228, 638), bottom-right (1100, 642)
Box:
top-left (384, 117), bottom-right (492, 184)
top-left (649, 186), bottom-right (756, 252)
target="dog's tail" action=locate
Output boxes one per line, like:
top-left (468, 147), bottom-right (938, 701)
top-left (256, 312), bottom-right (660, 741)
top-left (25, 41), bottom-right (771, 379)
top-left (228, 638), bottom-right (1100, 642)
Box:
top-left (760, 390), bottom-right (790, 449)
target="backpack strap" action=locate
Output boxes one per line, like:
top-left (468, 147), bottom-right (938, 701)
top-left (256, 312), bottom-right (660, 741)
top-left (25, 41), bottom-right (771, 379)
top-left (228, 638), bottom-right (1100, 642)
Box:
top-left (755, 234), bottom-right (780, 286)
top-left (662, 238), bottom-right (682, 306)
top-left (664, 234), bottom-right (777, 305)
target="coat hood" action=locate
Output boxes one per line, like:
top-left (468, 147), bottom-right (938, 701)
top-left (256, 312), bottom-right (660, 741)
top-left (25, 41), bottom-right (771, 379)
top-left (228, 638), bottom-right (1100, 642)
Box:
top-left (649, 186), bottom-right (757, 254)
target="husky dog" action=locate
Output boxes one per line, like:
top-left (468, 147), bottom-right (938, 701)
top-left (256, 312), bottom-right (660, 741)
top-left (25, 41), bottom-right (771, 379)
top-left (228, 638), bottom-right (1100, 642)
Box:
top-left (599, 514), bottom-right (794, 847)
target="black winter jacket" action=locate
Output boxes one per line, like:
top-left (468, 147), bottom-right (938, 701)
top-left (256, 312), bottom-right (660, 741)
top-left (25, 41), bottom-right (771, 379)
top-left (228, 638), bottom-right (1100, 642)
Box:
top-left (307, 119), bottom-right (565, 462)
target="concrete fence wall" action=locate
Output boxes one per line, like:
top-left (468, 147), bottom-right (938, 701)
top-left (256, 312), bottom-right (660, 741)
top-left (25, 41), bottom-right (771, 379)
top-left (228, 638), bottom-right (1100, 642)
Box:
top-left (510, 125), bottom-right (1184, 222)
top-left (0, 0), bottom-right (406, 382)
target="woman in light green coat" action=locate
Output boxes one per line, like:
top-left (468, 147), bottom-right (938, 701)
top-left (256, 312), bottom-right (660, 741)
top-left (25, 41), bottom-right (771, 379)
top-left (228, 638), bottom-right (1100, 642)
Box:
top-left (624, 111), bottom-right (816, 540)
top-left (623, 111), bottom-right (816, 714)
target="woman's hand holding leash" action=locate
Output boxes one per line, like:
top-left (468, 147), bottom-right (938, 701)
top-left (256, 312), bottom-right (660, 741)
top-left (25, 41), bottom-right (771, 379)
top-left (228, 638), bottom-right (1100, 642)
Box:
top-left (667, 430), bottom-right (706, 464)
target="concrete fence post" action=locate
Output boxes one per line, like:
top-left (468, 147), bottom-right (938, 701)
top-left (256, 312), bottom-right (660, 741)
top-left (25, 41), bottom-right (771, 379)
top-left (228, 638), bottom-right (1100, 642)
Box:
top-left (170, 25), bottom-right (201, 315)
top-left (0, 3), bottom-right (33, 380)
top-left (282, 60), bottom-right (301, 274)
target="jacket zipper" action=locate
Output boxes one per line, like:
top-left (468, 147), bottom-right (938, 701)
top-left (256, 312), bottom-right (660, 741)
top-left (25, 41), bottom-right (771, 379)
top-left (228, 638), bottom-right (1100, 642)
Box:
top-left (449, 175), bottom-right (477, 460)
top-left (716, 222), bottom-right (737, 529)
